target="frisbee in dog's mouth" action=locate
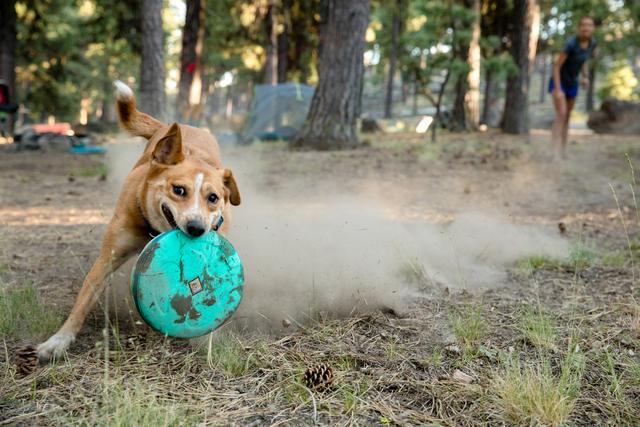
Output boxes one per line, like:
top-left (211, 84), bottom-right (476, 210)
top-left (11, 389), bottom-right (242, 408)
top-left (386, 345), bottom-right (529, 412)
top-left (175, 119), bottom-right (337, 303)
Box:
top-left (161, 204), bottom-right (178, 229)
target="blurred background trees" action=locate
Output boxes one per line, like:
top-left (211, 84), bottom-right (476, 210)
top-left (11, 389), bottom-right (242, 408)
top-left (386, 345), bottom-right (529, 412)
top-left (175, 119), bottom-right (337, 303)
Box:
top-left (2, 0), bottom-right (639, 147)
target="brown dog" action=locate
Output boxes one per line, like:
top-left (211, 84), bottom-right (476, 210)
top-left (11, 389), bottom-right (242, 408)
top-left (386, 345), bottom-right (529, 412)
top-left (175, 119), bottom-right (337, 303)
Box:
top-left (36, 81), bottom-right (241, 361)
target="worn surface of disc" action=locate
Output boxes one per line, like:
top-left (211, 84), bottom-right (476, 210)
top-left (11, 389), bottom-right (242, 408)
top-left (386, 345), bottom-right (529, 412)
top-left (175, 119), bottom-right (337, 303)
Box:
top-left (131, 230), bottom-right (244, 338)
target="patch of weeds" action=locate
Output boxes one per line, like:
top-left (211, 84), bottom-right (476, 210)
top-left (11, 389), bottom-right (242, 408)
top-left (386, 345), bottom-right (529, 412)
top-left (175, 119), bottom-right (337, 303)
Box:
top-left (340, 378), bottom-right (371, 413)
top-left (0, 263), bottom-right (10, 274)
top-left (398, 258), bottom-right (429, 285)
top-left (334, 354), bottom-right (358, 371)
top-left (568, 245), bottom-right (597, 270)
top-left (204, 333), bottom-right (252, 378)
top-left (282, 377), bottom-right (310, 407)
top-left (384, 339), bottom-right (403, 360)
top-left (422, 348), bottom-right (444, 367)
top-left (71, 163), bottom-right (108, 178)
top-left (492, 344), bottom-right (585, 426)
top-left (600, 250), bottom-right (628, 268)
top-left (450, 305), bottom-right (486, 349)
top-left (71, 380), bottom-right (200, 426)
top-left (515, 254), bottom-right (561, 276)
top-left (0, 283), bottom-right (62, 339)
top-left (518, 306), bottom-right (557, 351)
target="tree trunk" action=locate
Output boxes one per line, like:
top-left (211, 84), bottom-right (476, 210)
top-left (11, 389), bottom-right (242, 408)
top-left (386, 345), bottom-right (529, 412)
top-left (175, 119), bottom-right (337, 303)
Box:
top-left (586, 63), bottom-right (596, 112)
top-left (465, 0), bottom-right (481, 128)
top-left (539, 53), bottom-right (547, 103)
top-left (264, 0), bottom-right (277, 85)
top-left (384, 0), bottom-right (401, 119)
top-left (140, 0), bottom-right (166, 120)
top-left (291, 0), bottom-right (370, 150)
top-left (451, 71), bottom-right (468, 131)
top-left (177, 0), bottom-right (205, 122)
top-left (502, 0), bottom-right (539, 134)
top-left (0, 0), bottom-right (17, 134)
top-left (277, 0), bottom-right (292, 83)
top-left (481, 68), bottom-right (494, 125)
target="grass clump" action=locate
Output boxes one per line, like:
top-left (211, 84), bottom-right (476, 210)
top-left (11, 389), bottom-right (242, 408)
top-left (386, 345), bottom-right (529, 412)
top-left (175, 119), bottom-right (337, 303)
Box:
top-left (568, 245), bottom-right (597, 270)
top-left (204, 333), bottom-right (253, 378)
top-left (493, 345), bottom-right (584, 426)
top-left (450, 305), bottom-right (486, 360)
top-left (0, 283), bottom-right (61, 339)
top-left (518, 306), bottom-right (557, 350)
top-left (76, 381), bottom-right (199, 426)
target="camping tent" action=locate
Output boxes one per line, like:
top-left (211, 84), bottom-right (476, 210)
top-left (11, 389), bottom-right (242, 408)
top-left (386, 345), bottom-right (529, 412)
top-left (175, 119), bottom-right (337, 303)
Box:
top-left (241, 83), bottom-right (314, 143)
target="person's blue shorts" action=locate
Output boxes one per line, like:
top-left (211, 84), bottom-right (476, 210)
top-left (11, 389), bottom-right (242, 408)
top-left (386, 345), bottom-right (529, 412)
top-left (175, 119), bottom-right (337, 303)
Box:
top-left (548, 79), bottom-right (578, 99)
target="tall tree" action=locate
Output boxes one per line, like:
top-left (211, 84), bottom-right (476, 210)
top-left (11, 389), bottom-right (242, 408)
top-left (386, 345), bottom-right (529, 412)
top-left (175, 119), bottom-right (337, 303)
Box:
top-left (139, 0), bottom-right (165, 119)
top-left (465, 0), bottom-right (481, 128)
top-left (383, 0), bottom-right (404, 118)
top-left (291, 0), bottom-right (371, 150)
top-left (501, 0), bottom-right (539, 134)
top-left (0, 0), bottom-right (17, 132)
top-left (277, 0), bottom-right (292, 83)
top-left (177, 0), bottom-right (205, 122)
top-left (263, 0), bottom-right (278, 85)
top-left (450, 0), bottom-right (478, 131)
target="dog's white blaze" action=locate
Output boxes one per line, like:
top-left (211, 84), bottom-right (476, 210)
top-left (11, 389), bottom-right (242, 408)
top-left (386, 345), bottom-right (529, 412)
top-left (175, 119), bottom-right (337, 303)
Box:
top-left (184, 173), bottom-right (204, 217)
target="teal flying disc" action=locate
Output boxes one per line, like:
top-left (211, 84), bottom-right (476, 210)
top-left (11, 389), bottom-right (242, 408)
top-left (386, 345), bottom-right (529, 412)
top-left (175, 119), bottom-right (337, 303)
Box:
top-left (130, 229), bottom-right (244, 338)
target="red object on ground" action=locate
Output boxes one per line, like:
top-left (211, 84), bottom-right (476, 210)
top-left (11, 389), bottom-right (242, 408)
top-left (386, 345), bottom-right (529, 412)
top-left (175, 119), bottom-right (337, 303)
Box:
top-left (31, 123), bottom-right (72, 135)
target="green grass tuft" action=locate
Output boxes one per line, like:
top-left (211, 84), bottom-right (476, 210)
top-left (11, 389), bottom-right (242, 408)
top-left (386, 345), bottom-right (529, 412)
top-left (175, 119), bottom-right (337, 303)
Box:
top-left (0, 283), bottom-right (62, 340)
top-left (518, 306), bottom-right (557, 351)
top-left (493, 345), bottom-right (584, 426)
top-left (71, 163), bottom-right (108, 178)
top-left (204, 333), bottom-right (253, 378)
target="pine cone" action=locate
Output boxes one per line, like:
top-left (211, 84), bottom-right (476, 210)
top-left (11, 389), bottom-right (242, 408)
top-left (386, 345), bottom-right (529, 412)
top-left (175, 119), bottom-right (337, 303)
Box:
top-left (302, 363), bottom-right (334, 391)
top-left (15, 345), bottom-right (39, 377)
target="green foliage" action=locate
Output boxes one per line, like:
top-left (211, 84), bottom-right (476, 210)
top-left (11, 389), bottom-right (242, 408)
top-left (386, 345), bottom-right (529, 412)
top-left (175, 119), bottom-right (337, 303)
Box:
top-left (599, 60), bottom-right (639, 101)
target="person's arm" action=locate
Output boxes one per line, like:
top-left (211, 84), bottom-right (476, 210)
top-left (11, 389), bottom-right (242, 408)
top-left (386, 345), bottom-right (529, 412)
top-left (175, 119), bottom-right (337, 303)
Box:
top-left (552, 52), bottom-right (568, 96)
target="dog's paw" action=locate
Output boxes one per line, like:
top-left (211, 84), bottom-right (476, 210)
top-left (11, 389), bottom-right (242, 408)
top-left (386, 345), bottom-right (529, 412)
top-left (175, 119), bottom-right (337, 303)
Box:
top-left (36, 332), bottom-right (75, 362)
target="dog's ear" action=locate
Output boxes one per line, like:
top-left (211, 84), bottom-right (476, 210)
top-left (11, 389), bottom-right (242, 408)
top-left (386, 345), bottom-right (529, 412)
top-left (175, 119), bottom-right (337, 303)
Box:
top-left (152, 123), bottom-right (184, 165)
top-left (222, 169), bottom-right (241, 206)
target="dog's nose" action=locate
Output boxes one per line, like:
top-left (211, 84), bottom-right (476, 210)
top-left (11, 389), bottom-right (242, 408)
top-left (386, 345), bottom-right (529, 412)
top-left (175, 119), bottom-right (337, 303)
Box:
top-left (186, 221), bottom-right (205, 237)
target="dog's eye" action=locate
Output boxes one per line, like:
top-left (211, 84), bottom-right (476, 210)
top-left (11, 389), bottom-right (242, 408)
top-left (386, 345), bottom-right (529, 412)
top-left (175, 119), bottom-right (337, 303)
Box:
top-left (173, 185), bottom-right (187, 197)
top-left (208, 193), bottom-right (219, 204)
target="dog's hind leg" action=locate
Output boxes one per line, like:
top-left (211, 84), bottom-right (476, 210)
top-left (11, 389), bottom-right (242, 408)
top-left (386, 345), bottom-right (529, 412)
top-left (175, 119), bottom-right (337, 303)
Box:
top-left (37, 227), bottom-right (144, 362)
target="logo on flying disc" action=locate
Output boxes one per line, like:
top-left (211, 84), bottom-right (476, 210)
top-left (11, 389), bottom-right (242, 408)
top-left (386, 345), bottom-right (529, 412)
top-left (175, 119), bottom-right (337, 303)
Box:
top-left (188, 277), bottom-right (203, 295)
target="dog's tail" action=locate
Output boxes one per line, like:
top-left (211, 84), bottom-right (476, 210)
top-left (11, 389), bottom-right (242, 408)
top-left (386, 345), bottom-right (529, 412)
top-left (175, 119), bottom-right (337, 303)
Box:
top-left (114, 80), bottom-right (163, 139)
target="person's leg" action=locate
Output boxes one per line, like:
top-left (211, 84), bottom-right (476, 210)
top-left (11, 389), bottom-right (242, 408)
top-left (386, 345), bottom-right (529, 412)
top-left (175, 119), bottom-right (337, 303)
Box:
top-left (551, 91), bottom-right (568, 158)
top-left (562, 97), bottom-right (576, 157)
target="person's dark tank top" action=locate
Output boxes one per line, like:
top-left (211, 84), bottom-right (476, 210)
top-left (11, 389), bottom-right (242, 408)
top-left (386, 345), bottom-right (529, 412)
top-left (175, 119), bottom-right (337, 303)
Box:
top-left (560, 36), bottom-right (597, 88)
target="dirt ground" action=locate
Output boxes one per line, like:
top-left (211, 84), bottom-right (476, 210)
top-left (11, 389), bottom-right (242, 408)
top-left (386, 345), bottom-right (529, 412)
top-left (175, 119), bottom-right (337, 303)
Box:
top-left (1, 129), bottom-right (639, 426)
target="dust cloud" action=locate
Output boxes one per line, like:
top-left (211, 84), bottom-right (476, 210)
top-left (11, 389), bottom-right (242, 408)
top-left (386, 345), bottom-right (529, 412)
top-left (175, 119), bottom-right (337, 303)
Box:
top-left (105, 141), bottom-right (569, 332)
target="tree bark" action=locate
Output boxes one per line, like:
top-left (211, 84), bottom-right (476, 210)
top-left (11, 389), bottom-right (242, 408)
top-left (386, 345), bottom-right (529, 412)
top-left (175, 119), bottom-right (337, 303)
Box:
top-left (465, 0), bottom-right (481, 128)
top-left (264, 0), bottom-right (278, 85)
top-left (177, 0), bottom-right (205, 122)
top-left (0, 0), bottom-right (17, 133)
top-left (277, 0), bottom-right (292, 83)
top-left (481, 68), bottom-right (495, 125)
top-left (384, 0), bottom-right (402, 119)
top-left (291, 0), bottom-right (371, 150)
top-left (586, 63), bottom-right (596, 112)
top-left (140, 0), bottom-right (166, 120)
top-left (501, 0), bottom-right (539, 134)
top-left (538, 53), bottom-right (547, 103)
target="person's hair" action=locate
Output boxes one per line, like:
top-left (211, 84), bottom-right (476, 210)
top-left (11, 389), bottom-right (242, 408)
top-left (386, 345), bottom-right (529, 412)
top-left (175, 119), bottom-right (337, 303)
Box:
top-left (579, 16), bottom-right (595, 25)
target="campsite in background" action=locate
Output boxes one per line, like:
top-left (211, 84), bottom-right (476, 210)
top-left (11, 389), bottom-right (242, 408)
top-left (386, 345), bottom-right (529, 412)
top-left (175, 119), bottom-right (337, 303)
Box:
top-left (1, 0), bottom-right (640, 425)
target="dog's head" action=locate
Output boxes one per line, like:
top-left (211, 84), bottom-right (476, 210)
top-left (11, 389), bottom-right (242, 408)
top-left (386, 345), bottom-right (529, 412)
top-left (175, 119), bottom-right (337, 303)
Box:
top-left (142, 123), bottom-right (240, 237)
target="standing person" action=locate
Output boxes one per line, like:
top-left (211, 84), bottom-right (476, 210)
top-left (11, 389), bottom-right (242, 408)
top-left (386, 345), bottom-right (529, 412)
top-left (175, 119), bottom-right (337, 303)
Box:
top-left (549, 16), bottom-right (597, 159)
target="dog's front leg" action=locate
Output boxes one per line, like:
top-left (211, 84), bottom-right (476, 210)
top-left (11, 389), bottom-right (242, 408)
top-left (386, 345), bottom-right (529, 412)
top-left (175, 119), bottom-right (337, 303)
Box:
top-left (37, 228), bottom-right (144, 361)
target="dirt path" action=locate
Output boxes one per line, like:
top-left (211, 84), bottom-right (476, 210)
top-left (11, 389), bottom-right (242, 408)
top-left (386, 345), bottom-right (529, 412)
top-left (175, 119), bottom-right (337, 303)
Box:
top-left (1, 131), bottom-right (639, 426)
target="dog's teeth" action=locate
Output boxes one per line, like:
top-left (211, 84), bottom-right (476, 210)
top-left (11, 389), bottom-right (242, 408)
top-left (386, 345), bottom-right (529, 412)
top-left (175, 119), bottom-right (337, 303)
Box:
top-left (114, 80), bottom-right (133, 99)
